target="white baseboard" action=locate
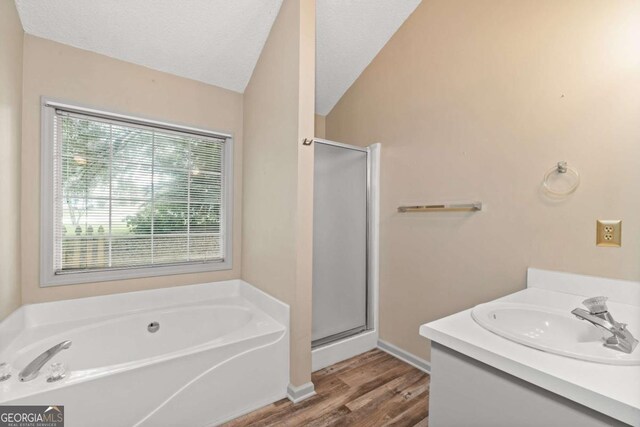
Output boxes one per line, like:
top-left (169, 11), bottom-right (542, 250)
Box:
top-left (377, 339), bottom-right (431, 374)
top-left (312, 330), bottom-right (378, 372)
top-left (287, 382), bottom-right (316, 403)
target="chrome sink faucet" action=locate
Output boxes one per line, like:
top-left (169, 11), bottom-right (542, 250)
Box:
top-left (18, 340), bottom-right (72, 382)
top-left (572, 296), bottom-right (637, 354)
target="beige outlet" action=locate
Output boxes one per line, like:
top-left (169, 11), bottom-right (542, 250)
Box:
top-left (596, 220), bottom-right (621, 247)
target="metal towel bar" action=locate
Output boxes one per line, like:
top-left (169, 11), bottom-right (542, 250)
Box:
top-left (398, 202), bottom-right (482, 213)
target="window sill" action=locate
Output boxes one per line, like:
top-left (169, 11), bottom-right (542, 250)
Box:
top-left (40, 259), bottom-right (232, 287)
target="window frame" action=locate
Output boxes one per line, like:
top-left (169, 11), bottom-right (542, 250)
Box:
top-left (40, 97), bottom-right (234, 287)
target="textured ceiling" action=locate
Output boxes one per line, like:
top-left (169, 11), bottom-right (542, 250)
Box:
top-left (14, 0), bottom-right (421, 114)
top-left (316, 0), bottom-right (422, 115)
top-left (15, 0), bottom-right (283, 93)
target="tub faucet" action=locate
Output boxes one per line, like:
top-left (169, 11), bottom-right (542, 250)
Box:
top-left (572, 296), bottom-right (637, 354)
top-left (19, 340), bottom-right (72, 382)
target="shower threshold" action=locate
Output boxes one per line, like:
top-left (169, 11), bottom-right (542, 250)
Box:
top-left (312, 326), bottom-right (368, 349)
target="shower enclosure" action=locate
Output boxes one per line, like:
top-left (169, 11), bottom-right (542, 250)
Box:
top-left (312, 139), bottom-right (375, 349)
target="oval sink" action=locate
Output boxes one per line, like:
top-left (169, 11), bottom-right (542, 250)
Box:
top-left (471, 302), bottom-right (640, 365)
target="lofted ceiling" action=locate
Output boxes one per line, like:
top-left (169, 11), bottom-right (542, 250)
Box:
top-left (14, 0), bottom-right (283, 93)
top-left (316, 0), bottom-right (421, 115)
top-left (15, 0), bottom-right (421, 115)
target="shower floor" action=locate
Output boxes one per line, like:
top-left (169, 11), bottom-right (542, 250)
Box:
top-left (223, 349), bottom-right (430, 426)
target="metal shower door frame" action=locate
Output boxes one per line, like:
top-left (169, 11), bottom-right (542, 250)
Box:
top-left (311, 138), bottom-right (372, 348)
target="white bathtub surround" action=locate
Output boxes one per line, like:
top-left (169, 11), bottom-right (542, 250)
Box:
top-left (286, 382), bottom-right (316, 403)
top-left (0, 280), bottom-right (289, 427)
top-left (420, 269), bottom-right (640, 426)
top-left (377, 339), bottom-right (431, 374)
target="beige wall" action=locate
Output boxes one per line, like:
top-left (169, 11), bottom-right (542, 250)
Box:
top-left (242, 0), bottom-right (315, 387)
top-left (326, 0), bottom-right (640, 361)
top-left (21, 35), bottom-right (244, 304)
top-left (15, 3), bottom-right (316, 387)
top-left (314, 114), bottom-right (326, 139)
top-left (0, 0), bottom-right (24, 319)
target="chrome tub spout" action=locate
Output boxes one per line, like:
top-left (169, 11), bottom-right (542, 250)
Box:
top-left (19, 340), bottom-right (72, 382)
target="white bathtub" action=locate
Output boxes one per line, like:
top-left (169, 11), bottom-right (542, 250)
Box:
top-left (0, 280), bottom-right (289, 426)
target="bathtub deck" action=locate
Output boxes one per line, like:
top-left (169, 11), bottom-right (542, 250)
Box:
top-left (223, 349), bottom-right (430, 426)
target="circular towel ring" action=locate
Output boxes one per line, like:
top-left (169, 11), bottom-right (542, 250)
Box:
top-left (543, 161), bottom-right (580, 196)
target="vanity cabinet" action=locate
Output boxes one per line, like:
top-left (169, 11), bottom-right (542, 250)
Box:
top-left (429, 343), bottom-right (628, 427)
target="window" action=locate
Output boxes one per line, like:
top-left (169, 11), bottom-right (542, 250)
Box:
top-left (41, 99), bottom-right (233, 286)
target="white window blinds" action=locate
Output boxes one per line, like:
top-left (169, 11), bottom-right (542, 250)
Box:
top-left (51, 108), bottom-right (227, 275)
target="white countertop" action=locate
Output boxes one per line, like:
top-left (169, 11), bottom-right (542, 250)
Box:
top-left (420, 269), bottom-right (640, 426)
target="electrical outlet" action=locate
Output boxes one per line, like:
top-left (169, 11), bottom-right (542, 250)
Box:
top-left (596, 220), bottom-right (621, 247)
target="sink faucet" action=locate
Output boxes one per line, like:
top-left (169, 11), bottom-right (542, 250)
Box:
top-left (19, 340), bottom-right (72, 382)
top-left (572, 296), bottom-right (637, 354)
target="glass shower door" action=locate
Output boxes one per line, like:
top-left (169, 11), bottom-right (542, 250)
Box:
top-left (312, 140), bottom-right (368, 346)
